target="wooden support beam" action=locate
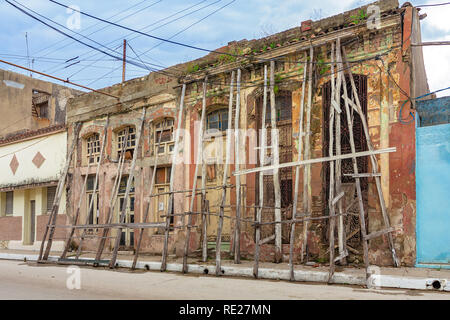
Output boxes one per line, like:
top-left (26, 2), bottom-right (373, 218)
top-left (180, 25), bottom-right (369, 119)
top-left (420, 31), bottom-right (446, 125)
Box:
top-left (51, 222), bottom-right (166, 229)
top-left (216, 71), bottom-right (235, 276)
top-left (328, 40), bottom-right (337, 283)
top-left (63, 116), bottom-right (109, 260)
top-left (342, 47), bottom-right (400, 268)
top-left (134, 109), bottom-right (168, 270)
top-left (343, 173), bottom-right (381, 178)
top-left (269, 60), bottom-right (282, 264)
top-left (94, 127), bottom-right (129, 261)
top-left (334, 38), bottom-right (346, 266)
top-left (338, 48), bottom-right (370, 273)
top-left (233, 148), bottom-right (396, 176)
top-left (301, 46), bottom-right (314, 263)
top-left (260, 234), bottom-right (275, 245)
top-left (183, 77), bottom-right (208, 273)
top-left (253, 65), bottom-right (268, 278)
top-left (234, 69), bottom-right (242, 264)
top-left (364, 226), bottom-right (396, 241)
top-left (39, 122), bottom-right (81, 261)
top-left (289, 52), bottom-right (308, 281)
top-left (332, 192), bottom-right (345, 206)
top-left (160, 84), bottom-right (186, 271)
top-left (109, 107), bottom-right (146, 268)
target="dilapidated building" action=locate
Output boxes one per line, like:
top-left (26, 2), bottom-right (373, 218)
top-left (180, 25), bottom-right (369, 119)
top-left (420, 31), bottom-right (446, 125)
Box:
top-left (0, 69), bottom-right (79, 250)
top-left (50, 0), bottom-right (430, 273)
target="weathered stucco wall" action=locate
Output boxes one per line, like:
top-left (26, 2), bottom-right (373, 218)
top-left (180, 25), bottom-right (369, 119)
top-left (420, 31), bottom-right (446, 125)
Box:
top-left (0, 69), bottom-right (78, 139)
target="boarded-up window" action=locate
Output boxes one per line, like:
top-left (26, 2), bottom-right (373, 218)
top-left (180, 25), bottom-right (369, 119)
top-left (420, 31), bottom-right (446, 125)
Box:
top-left (46, 186), bottom-right (57, 213)
top-left (156, 167), bottom-right (171, 184)
top-left (5, 191), bottom-right (13, 215)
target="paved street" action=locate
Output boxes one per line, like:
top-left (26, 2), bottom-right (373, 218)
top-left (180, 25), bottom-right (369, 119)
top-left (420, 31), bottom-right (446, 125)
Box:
top-left (0, 260), bottom-right (449, 300)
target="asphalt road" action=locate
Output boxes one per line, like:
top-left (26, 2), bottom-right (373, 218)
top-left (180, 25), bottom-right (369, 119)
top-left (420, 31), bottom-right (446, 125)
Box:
top-left (0, 259), bottom-right (448, 300)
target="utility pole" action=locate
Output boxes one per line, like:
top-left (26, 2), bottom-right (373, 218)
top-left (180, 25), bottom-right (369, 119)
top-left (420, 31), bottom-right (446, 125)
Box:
top-left (25, 32), bottom-right (32, 77)
top-left (122, 39), bottom-right (126, 83)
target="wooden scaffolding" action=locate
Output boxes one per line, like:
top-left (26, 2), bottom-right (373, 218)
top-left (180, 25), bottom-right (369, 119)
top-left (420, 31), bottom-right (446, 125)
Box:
top-left (38, 37), bottom-right (400, 284)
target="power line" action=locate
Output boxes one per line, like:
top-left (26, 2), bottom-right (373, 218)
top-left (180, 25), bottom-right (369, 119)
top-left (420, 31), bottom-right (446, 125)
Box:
top-left (49, 0), bottom-right (242, 59)
top-left (40, 0), bottom-right (211, 77)
top-left (32, 0), bottom-right (156, 57)
top-left (84, 0), bottom-right (234, 87)
top-left (6, 0), bottom-right (182, 80)
top-left (139, 0), bottom-right (237, 61)
top-left (0, 58), bottom-right (119, 98)
top-left (35, 0), bottom-right (163, 63)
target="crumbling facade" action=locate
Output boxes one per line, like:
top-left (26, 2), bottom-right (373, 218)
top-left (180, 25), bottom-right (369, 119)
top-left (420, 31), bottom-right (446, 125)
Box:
top-left (0, 69), bottom-right (79, 250)
top-left (62, 0), bottom-right (428, 268)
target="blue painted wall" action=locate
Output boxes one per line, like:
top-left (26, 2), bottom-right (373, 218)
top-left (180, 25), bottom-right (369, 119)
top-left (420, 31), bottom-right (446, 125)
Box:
top-left (416, 122), bottom-right (450, 267)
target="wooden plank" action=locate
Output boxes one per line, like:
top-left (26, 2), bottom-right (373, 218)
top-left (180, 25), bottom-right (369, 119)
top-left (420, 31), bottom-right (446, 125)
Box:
top-left (160, 84), bottom-right (186, 271)
top-left (134, 110), bottom-right (170, 270)
top-left (301, 46), bottom-right (314, 263)
top-left (269, 60), bottom-right (282, 264)
top-left (183, 77), bottom-right (208, 273)
top-left (260, 234), bottom-right (275, 245)
top-left (201, 103), bottom-right (208, 262)
top-left (216, 71), bottom-right (235, 276)
top-left (234, 69), bottom-right (242, 264)
top-left (51, 222), bottom-right (166, 229)
top-left (63, 116), bottom-right (109, 260)
top-left (332, 192), bottom-right (345, 206)
top-left (289, 52), bottom-right (308, 281)
top-left (364, 226), bottom-right (396, 241)
top-left (342, 47), bottom-right (400, 268)
top-left (39, 122), bottom-right (82, 261)
top-left (253, 65), bottom-right (268, 278)
top-left (343, 173), bottom-right (381, 178)
top-left (334, 38), bottom-right (346, 266)
top-left (328, 40), bottom-right (336, 283)
top-left (338, 49), bottom-right (370, 271)
top-left (234, 148), bottom-right (396, 176)
top-left (109, 107), bottom-right (147, 268)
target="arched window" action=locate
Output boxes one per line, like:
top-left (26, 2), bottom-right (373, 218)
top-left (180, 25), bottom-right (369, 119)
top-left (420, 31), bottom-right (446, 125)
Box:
top-left (117, 126), bottom-right (136, 159)
top-left (85, 133), bottom-right (101, 164)
top-left (154, 118), bottom-right (174, 155)
top-left (206, 108), bottom-right (228, 132)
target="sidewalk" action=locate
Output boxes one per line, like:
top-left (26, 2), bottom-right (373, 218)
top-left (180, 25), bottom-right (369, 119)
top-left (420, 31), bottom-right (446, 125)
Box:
top-left (0, 249), bottom-right (449, 292)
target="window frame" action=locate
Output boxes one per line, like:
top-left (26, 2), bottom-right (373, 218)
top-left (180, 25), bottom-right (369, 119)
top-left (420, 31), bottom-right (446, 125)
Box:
top-left (85, 133), bottom-right (101, 165)
top-left (5, 191), bottom-right (13, 216)
top-left (116, 126), bottom-right (136, 159)
top-left (154, 118), bottom-right (175, 156)
top-left (206, 108), bottom-right (229, 133)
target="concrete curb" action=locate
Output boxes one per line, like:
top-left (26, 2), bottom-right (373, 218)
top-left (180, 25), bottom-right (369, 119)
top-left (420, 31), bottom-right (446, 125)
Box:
top-left (1, 253), bottom-right (448, 292)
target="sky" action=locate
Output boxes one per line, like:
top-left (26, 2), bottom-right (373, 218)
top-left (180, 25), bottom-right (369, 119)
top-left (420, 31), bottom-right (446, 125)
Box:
top-left (0, 0), bottom-right (449, 97)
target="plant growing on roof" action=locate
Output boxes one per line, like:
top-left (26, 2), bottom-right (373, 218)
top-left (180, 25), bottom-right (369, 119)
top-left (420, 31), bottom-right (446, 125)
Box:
top-left (350, 9), bottom-right (367, 25)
